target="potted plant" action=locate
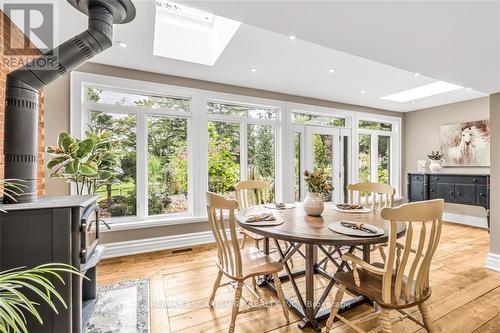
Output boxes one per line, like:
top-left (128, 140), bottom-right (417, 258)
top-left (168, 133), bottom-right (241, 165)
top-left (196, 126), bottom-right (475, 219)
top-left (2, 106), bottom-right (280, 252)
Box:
top-left (427, 151), bottom-right (445, 173)
top-left (47, 131), bottom-right (123, 196)
top-left (303, 169), bottom-right (333, 216)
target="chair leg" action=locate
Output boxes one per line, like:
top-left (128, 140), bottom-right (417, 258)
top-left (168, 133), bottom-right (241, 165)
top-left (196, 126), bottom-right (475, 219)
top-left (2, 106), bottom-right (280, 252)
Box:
top-left (240, 234), bottom-right (247, 249)
top-left (418, 302), bottom-right (435, 333)
top-left (378, 246), bottom-right (387, 262)
top-left (325, 284), bottom-right (346, 332)
top-left (252, 276), bottom-right (257, 291)
top-left (228, 281), bottom-right (243, 333)
top-left (209, 271), bottom-right (223, 307)
top-left (380, 308), bottom-right (393, 333)
top-left (273, 273), bottom-right (289, 322)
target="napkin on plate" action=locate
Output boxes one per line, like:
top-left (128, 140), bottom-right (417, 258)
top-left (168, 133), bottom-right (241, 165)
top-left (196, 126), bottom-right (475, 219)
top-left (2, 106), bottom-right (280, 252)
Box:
top-left (243, 213), bottom-right (276, 223)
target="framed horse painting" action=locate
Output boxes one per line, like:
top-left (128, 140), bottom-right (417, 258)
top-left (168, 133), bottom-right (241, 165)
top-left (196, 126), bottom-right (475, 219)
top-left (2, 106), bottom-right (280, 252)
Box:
top-left (440, 119), bottom-right (490, 167)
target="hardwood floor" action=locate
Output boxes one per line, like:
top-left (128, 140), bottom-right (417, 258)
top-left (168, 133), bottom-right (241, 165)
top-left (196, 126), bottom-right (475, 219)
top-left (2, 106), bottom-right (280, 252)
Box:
top-left (97, 222), bottom-right (499, 333)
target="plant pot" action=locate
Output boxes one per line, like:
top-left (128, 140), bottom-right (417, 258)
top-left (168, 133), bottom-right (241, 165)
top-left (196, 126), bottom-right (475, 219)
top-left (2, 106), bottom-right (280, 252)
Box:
top-left (429, 159), bottom-right (445, 173)
top-left (303, 192), bottom-right (324, 216)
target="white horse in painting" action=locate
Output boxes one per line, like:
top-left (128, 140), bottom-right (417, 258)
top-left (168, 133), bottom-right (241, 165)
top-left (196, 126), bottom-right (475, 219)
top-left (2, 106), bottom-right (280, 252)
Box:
top-left (446, 126), bottom-right (489, 165)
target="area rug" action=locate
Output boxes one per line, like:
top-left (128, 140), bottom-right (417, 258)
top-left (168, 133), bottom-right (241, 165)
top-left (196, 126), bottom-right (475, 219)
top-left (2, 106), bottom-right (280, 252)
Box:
top-left (85, 278), bottom-right (150, 333)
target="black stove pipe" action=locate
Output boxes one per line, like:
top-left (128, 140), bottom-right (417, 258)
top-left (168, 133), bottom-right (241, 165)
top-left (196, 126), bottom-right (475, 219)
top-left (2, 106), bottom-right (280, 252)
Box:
top-left (3, 0), bottom-right (135, 203)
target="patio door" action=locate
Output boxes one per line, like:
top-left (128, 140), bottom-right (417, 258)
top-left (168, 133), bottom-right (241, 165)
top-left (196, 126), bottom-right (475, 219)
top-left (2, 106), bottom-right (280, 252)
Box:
top-left (294, 126), bottom-right (350, 203)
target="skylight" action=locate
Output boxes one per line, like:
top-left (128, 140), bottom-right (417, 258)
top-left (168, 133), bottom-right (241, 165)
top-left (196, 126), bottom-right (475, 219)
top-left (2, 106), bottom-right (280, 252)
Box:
top-left (381, 81), bottom-right (463, 103)
top-left (154, 1), bottom-right (241, 66)
top-left (156, 1), bottom-right (214, 25)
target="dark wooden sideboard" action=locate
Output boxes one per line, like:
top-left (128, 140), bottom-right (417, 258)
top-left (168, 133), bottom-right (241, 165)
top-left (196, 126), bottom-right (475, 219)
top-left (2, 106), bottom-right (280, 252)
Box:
top-left (407, 173), bottom-right (490, 230)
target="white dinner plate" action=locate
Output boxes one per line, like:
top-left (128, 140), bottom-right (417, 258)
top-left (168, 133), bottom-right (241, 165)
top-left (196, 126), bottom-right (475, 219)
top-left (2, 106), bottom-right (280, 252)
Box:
top-left (328, 222), bottom-right (384, 237)
top-left (263, 203), bottom-right (296, 210)
top-left (333, 206), bottom-right (371, 214)
top-left (239, 218), bottom-right (284, 227)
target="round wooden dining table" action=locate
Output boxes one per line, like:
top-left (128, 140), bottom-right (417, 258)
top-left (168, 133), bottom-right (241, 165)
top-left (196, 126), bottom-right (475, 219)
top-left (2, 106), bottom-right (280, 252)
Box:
top-left (236, 202), bottom-right (406, 332)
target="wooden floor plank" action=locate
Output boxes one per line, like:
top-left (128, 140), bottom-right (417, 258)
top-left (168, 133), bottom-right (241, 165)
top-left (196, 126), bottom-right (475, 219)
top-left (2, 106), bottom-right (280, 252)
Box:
top-left (97, 222), bottom-right (498, 333)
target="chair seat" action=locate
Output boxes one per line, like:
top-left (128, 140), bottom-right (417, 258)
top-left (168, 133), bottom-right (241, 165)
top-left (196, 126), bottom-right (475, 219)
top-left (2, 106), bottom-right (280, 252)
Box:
top-left (239, 228), bottom-right (265, 241)
top-left (219, 247), bottom-right (283, 281)
top-left (334, 262), bottom-right (431, 309)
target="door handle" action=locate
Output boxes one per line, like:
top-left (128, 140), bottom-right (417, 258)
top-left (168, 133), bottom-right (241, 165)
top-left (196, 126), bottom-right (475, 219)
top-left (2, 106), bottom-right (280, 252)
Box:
top-left (457, 191), bottom-right (461, 196)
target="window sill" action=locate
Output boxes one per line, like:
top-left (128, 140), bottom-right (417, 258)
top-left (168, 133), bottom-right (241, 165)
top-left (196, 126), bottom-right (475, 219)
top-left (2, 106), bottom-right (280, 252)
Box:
top-left (100, 215), bottom-right (208, 232)
top-left (100, 198), bottom-right (405, 233)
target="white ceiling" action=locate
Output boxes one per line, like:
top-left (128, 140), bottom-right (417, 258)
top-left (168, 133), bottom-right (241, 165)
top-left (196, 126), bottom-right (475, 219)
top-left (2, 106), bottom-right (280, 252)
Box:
top-left (18, 0), bottom-right (500, 112)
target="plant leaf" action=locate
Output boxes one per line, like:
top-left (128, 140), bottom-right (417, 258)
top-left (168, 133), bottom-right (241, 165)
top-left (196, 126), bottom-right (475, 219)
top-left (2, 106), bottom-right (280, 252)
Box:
top-left (76, 139), bottom-right (94, 158)
top-left (57, 132), bottom-right (76, 151)
top-left (80, 162), bottom-right (98, 176)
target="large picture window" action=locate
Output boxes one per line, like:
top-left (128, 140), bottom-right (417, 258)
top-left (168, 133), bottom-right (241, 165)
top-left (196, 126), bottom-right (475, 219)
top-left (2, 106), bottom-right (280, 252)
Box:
top-left (73, 73), bottom-right (402, 229)
top-left (89, 111), bottom-right (137, 218)
top-left (147, 116), bottom-right (188, 215)
top-left (358, 118), bottom-right (398, 189)
top-left (207, 101), bottom-right (277, 199)
top-left (207, 121), bottom-right (240, 195)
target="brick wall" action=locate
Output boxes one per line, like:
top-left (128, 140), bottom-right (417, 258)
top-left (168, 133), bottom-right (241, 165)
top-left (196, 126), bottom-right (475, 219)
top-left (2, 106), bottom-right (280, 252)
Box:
top-left (0, 10), bottom-right (45, 195)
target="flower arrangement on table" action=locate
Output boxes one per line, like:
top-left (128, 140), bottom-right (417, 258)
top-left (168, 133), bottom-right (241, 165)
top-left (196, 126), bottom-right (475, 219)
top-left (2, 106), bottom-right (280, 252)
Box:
top-left (304, 169), bottom-right (333, 195)
top-left (303, 169), bottom-right (333, 216)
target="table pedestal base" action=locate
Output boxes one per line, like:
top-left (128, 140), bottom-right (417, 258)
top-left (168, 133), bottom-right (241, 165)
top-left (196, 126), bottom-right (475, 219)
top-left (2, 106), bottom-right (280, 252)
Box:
top-left (260, 240), bottom-right (372, 332)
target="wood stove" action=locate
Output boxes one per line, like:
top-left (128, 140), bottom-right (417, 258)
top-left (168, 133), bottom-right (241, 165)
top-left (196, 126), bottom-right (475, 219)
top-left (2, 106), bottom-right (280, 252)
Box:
top-left (0, 195), bottom-right (104, 333)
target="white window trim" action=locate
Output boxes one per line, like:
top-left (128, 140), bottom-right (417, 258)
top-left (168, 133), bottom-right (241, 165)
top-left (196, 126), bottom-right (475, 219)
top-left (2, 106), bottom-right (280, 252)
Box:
top-left (70, 72), bottom-right (403, 232)
top-left (355, 112), bottom-right (402, 198)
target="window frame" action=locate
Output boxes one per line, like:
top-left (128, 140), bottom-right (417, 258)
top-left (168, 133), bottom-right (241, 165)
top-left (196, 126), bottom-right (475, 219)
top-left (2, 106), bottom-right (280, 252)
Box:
top-left (354, 112), bottom-right (402, 197)
top-left (71, 72), bottom-right (403, 231)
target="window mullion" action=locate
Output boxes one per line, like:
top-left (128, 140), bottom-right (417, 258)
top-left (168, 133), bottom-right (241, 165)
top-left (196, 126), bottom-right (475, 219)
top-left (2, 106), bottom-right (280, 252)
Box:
top-left (137, 112), bottom-right (148, 219)
top-left (371, 133), bottom-right (379, 183)
top-left (193, 95), bottom-right (208, 216)
top-left (240, 121), bottom-right (248, 181)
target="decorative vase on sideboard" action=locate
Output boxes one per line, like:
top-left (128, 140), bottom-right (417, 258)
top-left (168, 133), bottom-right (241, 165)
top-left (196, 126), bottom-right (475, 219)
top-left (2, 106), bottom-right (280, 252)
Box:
top-left (429, 159), bottom-right (445, 173)
top-left (303, 192), bottom-right (324, 216)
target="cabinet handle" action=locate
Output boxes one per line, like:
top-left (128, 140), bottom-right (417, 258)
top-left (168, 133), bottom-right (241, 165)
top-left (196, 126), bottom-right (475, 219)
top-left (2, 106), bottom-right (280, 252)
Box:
top-left (450, 191), bottom-right (454, 195)
top-left (480, 193), bottom-right (485, 197)
top-left (434, 177), bottom-right (439, 180)
top-left (457, 191), bottom-right (461, 196)
top-left (430, 189), bottom-right (434, 192)
top-left (473, 178), bottom-right (478, 182)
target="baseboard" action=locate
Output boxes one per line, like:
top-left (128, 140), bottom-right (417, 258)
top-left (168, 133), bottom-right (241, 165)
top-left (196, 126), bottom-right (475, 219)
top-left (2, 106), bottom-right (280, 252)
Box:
top-left (443, 212), bottom-right (488, 229)
top-left (486, 253), bottom-right (500, 272)
top-left (102, 230), bottom-right (216, 259)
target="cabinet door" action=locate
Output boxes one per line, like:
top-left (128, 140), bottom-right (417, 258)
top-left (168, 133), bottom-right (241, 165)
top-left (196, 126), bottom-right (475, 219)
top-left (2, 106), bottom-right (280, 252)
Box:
top-left (455, 184), bottom-right (476, 204)
top-left (435, 183), bottom-right (455, 202)
top-left (477, 185), bottom-right (489, 206)
top-left (410, 182), bottom-right (424, 201)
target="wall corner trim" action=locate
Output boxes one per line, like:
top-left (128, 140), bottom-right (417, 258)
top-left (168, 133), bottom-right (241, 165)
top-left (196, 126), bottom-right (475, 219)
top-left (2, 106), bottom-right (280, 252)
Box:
top-left (486, 252), bottom-right (500, 272)
top-left (102, 230), bottom-right (219, 259)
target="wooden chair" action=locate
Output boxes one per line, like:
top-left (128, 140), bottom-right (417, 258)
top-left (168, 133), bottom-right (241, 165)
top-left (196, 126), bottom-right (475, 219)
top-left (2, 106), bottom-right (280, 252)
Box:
top-left (325, 199), bottom-right (444, 333)
top-left (348, 182), bottom-right (396, 262)
top-left (235, 180), bottom-right (294, 269)
top-left (235, 180), bottom-right (270, 249)
top-left (347, 182), bottom-right (395, 210)
top-left (206, 192), bottom-right (289, 333)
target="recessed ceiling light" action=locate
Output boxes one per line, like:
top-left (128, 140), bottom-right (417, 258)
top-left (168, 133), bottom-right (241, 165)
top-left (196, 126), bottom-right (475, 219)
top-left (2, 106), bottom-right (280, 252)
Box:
top-left (288, 35), bottom-right (296, 40)
top-left (360, 90), bottom-right (367, 94)
top-left (116, 41), bottom-right (128, 48)
top-left (381, 81), bottom-right (462, 103)
top-left (250, 68), bottom-right (259, 73)
top-left (328, 68), bottom-right (336, 74)
top-left (467, 87), bottom-right (472, 91)
top-left (413, 72), bottom-right (421, 77)
top-left (410, 100), bottom-right (416, 104)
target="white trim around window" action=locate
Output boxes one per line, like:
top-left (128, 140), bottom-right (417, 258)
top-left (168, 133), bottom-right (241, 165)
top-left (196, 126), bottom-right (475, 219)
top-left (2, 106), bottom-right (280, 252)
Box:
top-left (70, 72), bottom-right (403, 231)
